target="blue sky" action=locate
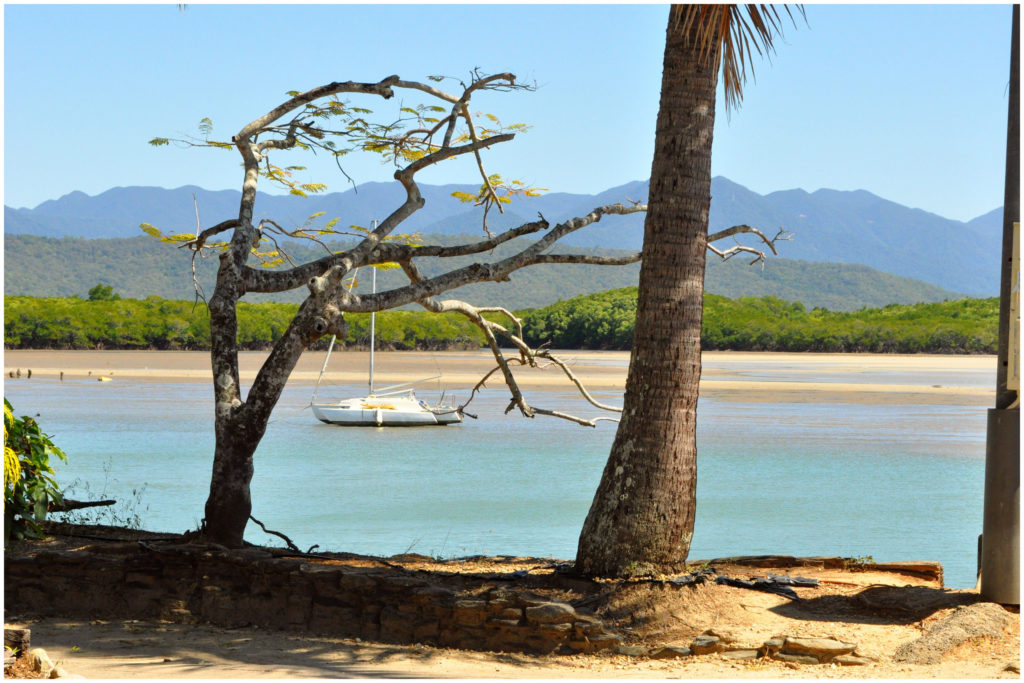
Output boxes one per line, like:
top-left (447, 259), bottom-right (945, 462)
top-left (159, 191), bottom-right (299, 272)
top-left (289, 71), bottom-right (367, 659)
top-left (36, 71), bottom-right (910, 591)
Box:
top-left (3, 3), bottom-right (1013, 222)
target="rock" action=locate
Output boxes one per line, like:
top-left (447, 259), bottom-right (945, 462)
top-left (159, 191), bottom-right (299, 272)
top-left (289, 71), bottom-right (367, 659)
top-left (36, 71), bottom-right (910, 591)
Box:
top-left (48, 664), bottom-right (69, 678)
top-left (524, 602), bottom-right (577, 625)
top-left (649, 645), bottom-right (692, 659)
top-left (690, 635), bottom-right (723, 655)
top-left (781, 636), bottom-right (856, 662)
top-left (496, 608), bottom-right (523, 621)
top-left (4, 628), bottom-right (30, 653)
top-left (452, 599), bottom-right (488, 626)
top-left (701, 627), bottom-right (737, 643)
top-left (585, 633), bottom-right (623, 650)
top-left (721, 649), bottom-right (760, 660)
top-left (759, 637), bottom-right (785, 656)
top-left (1003, 661), bottom-right (1020, 674)
top-left (28, 648), bottom-right (55, 676)
top-left (893, 602), bottom-right (1012, 665)
top-left (773, 652), bottom-right (821, 665)
top-left (452, 599), bottom-right (487, 610)
top-left (573, 617), bottom-right (604, 636)
top-left (613, 645), bottom-right (649, 657)
top-left (833, 654), bottom-right (872, 666)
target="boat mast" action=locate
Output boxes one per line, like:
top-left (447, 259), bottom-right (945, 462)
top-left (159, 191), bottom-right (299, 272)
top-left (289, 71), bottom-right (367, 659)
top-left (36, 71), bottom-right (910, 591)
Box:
top-left (368, 220), bottom-right (377, 396)
top-left (312, 262), bottom-right (361, 404)
top-left (311, 334), bottom-right (336, 403)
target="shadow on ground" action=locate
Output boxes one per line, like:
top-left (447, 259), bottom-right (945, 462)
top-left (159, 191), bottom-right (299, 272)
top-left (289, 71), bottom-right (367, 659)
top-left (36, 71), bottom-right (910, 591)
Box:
top-left (771, 585), bottom-right (982, 626)
top-left (19, 617), bottom-right (557, 679)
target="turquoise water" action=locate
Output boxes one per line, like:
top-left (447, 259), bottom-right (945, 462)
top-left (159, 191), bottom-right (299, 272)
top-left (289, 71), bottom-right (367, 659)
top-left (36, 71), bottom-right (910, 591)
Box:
top-left (5, 369), bottom-right (987, 588)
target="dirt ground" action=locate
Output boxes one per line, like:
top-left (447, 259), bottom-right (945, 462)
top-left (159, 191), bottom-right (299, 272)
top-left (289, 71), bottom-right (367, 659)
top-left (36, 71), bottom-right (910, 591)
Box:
top-left (5, 528), bottom-right (1020, 679)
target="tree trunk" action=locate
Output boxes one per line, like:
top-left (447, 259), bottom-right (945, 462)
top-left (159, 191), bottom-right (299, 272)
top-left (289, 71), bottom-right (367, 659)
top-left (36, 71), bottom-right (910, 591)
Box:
top-left (576, 8), bottom-right (720, 577)
top-left (204, 416), bottom-right (262, 547)
top-left (201, 270), bottom-right (340, 547)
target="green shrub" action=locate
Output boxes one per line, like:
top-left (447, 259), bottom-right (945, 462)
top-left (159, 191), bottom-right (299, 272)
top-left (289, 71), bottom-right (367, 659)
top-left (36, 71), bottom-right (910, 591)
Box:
top-left (4, 398), bottom-right (66, 544)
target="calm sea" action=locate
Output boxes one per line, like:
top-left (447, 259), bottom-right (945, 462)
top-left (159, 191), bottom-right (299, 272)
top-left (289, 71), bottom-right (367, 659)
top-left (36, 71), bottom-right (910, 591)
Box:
top-left (4, 354), bottom-right (991, 588)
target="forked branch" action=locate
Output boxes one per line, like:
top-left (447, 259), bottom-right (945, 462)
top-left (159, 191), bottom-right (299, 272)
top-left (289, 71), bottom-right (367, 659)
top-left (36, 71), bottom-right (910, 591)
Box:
top-left (399, 261), bottom-right (622, 427)
top-left (707, 225), bottom-right (793, 266)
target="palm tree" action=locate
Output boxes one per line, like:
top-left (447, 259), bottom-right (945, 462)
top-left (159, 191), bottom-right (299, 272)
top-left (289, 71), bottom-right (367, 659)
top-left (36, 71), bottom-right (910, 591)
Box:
top-left (576, 4), bottom-right (801, 577)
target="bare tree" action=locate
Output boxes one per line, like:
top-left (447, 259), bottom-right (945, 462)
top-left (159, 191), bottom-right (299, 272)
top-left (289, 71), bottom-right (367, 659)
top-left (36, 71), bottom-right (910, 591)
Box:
top-left (149, 70), bottom-right (786, 549)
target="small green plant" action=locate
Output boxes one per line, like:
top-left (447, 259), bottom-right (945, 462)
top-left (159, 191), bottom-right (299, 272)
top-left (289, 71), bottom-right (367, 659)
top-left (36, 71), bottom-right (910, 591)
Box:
top-left (55, 457), bottom-right (149, 529)
top-left (4, 398), bottom-right (67, 544)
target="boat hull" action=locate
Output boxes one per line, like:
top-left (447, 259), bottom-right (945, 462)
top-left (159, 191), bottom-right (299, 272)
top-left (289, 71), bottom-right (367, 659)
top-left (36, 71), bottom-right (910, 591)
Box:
top-left (312, 395), bottom-right (462, 427)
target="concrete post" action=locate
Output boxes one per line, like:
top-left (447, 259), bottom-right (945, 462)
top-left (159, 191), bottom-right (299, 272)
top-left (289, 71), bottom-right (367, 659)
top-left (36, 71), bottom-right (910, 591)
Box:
top-left (980, 409), bottom-right (1019, 604)
top-left (979, 5), bottom-right (1019, 605)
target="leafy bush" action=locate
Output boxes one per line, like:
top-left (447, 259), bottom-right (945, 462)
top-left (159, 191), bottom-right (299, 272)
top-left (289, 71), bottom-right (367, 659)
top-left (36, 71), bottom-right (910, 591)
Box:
top-left (4, 398), bottom-right (67, 544)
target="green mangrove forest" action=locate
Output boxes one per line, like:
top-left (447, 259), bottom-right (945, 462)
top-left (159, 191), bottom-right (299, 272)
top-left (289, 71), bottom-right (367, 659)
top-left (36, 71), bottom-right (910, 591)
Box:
top-left (3, 289), bottom-right (998, 354)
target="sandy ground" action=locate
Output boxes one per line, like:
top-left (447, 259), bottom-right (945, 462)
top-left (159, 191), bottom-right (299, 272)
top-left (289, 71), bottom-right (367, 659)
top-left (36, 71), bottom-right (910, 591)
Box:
top-left (7, 613), bottom-right (1016, 680)
top-left (6, 548), bottom-right (1019, 680)
top-left (2, 349), bottom-right (996, 405)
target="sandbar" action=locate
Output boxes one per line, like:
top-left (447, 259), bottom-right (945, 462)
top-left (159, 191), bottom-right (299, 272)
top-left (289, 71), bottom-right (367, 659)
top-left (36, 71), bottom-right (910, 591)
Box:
top-left (4, 349), bottom-right (996, 406)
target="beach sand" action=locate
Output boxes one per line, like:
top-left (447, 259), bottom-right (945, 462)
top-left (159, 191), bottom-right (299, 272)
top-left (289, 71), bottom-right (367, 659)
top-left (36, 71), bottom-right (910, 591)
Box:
top-left (3, 349), bottom-right (996, 405)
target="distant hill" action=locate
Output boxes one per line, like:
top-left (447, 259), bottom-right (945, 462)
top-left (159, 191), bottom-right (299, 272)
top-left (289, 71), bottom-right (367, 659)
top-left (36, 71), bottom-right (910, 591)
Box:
top-left (3, 178), bottom-right (1001, 296)
top-left (4, 233), bottom-right (962, 312)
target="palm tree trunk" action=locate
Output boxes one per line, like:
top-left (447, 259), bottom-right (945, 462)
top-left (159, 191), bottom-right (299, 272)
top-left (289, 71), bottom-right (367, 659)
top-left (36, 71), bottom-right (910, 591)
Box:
top-left (576, 8), bottom-right (721, 577)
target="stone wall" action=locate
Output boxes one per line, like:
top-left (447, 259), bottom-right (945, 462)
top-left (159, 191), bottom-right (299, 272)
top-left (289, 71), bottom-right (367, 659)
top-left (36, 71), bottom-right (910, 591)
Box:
top-left (5, 543), bottom-right (623, 654)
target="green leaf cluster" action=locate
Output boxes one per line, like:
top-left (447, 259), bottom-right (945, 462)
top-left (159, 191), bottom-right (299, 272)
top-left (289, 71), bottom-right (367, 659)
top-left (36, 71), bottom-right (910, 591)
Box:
top-left (4, 398), bottom-right (67, 544)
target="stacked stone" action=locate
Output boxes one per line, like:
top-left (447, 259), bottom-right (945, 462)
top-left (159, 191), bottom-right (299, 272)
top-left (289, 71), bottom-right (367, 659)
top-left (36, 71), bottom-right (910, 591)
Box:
top-left (5, 544), bottom-right (624, 654)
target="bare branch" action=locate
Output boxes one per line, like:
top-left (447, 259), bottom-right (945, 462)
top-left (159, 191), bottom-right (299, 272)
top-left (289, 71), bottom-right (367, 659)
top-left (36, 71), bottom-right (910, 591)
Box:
top-left (397, 261), bottom-right (620, 427)
top-left (706, 225), bottom-right (793, 266)
top-left (180, 219), bottom-right (240, 252)
top-left (235, 75), bottom-right (401, 142)
top-left (707, 223), bottom-right (791, 255)
top-left (533, 351), bottom-right (623, 413)
top-left (256, 118), bottom-right (303, 153)
top-left (531, 252), bottom-right (642, 267)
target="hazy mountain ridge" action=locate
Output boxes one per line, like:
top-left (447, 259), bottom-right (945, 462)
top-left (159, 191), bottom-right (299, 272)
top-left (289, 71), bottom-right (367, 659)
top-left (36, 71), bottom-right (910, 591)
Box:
top-left (4, 233), bottom-right (963, 313)
top-left (4, 177), bottom-right (1001, 296)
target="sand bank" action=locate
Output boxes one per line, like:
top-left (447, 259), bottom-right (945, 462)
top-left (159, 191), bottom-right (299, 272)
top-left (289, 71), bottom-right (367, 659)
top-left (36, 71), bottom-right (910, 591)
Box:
top-left (3, 349), bottom-right (996, 405)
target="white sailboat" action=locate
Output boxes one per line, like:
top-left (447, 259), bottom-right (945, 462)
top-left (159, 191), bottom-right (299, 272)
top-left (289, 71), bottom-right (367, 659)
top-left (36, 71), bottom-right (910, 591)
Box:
top-left (311, 263), bottom-right (463, 427)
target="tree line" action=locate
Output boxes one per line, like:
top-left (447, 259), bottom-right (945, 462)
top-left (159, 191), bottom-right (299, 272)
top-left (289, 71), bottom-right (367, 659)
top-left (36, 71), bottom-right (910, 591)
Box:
top-left (4, 289), bottom-right (998, 354)
top-left (523, 288), bottom-right (998, 354)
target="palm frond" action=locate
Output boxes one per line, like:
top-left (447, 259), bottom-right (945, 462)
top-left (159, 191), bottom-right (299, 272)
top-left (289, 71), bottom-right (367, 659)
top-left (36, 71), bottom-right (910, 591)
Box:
top-left (673, 4), bottom-right (806, 111)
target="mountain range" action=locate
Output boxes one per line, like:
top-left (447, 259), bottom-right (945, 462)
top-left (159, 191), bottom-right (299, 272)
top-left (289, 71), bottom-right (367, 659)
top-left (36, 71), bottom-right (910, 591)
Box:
top-left (4, 177), bottom-right (1001, 300)
top-left (4, 232), bottom-right (964, 313)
